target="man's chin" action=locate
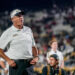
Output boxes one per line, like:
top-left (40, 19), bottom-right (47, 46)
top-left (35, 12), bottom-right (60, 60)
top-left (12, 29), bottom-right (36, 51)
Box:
top-left (18, 24), bottom-right (23, 26)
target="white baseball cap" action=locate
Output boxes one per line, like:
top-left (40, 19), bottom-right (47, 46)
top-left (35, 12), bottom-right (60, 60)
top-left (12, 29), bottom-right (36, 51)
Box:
top-left (10, 9), bottom-right (24, 18)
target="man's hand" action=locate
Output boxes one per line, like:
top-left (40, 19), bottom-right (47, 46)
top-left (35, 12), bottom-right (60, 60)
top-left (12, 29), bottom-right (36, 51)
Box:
top-left (0, 49), bottom-right (16, 67)
top-left (7, 59), bottom-right (16, 67)
top-left (30, 57), bottom-right (39, 64)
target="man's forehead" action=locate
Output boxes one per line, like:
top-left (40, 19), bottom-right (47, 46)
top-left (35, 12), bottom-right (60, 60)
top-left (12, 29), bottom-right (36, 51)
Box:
top-left (12, 15), bottom-right (23, 19)
top-left (50, 57), bottom-right (55, 60)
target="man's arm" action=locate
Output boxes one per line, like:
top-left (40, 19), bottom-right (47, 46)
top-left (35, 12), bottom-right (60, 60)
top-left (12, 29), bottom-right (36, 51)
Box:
top-left (0, 48), bottom-right (10, 61)
top-left (0, 48), bottom-right (16, 67)
top-left (30, 46), bottom-right (38, 64)
top-left (32, 46), bottom-right (38, 57)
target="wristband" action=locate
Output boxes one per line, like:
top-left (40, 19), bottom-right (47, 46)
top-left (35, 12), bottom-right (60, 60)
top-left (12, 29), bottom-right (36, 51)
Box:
top-left (34, 56), bottom-right (39, 59)
top-left (34, 56), bottom-right (38, 58)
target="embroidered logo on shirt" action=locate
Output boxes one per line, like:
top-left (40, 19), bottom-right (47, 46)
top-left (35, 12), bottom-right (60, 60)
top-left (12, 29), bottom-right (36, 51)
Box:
top-left (13, 34), bottom-right (18, 37)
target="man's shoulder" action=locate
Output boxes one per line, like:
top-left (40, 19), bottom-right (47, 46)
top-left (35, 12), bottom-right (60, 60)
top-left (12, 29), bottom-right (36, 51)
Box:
top-left (48, 50), bottom-right (54, 54)
top-left (57, 50), bottom-right (62, 54)
top-left (23, 26), bottom-right (32, 32)
top-left (2, 26), bottom-right (12, 35)
top-left (24, 26), bottom-right (31, 30)
top-left (57, 50), bottom-right (61, 53)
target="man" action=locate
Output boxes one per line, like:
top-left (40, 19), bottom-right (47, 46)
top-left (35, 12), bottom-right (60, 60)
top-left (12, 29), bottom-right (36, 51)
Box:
top-left (47, 39), bottom-right (64, 68)
top-left (42, 54), bottom-right (66, 75)
top-left (0, 9), bottom-right (38, 75)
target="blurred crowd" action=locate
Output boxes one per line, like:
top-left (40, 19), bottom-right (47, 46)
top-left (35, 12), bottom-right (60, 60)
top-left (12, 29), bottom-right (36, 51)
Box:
top-left (0, 4), bottom-right (75, 75)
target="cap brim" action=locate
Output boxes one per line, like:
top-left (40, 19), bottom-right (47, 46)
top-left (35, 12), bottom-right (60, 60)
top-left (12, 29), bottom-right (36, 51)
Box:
top-left (20, 10), bottom-right (25, 15)
top-left (15, 11), bottom-right (25, 16)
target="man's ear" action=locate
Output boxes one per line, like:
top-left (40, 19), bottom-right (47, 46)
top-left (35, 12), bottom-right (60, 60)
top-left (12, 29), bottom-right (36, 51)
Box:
top-left (11, 18), bottom-right (15, 23)
top-left (11, 18), bottom-right (13, 22)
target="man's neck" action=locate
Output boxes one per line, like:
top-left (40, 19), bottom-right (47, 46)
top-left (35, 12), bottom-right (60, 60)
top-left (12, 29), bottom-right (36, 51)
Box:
top-left (52, 49), bottom-right (57, 52)
top-left (13, 24), bottom-right (23, 29)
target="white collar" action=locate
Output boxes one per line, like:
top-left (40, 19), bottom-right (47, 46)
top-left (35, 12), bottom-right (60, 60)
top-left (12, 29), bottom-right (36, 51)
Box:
top-left (51, 49), bottom-right (58, 53)
top-left (12, 25), bottom-right (24, 31)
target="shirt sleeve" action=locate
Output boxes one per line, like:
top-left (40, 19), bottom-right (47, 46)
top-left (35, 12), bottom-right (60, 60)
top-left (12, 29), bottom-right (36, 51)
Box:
top-left (0, 30), bottom-right (11, 50)
top-left (30, 29), bottom-right (36, 47)
top-left (32, 36), bottom-right (36, 46)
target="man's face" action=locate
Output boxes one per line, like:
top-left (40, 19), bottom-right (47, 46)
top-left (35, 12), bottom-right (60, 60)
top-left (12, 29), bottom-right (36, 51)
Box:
top-left (11, 15), bottom-right (24, 27)
top-left (51, 42), bottom-right (58, 50)
top-left (49, 57), bottom-right (57, 67)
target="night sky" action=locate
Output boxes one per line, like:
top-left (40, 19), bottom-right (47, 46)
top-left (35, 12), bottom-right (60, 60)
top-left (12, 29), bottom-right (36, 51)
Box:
top-left (0, 0), bottom-right (74, 12)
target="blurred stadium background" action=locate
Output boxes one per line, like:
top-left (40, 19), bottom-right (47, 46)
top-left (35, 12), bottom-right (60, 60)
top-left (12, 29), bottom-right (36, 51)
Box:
top-left (0, 0), bottom-right (75, 75)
